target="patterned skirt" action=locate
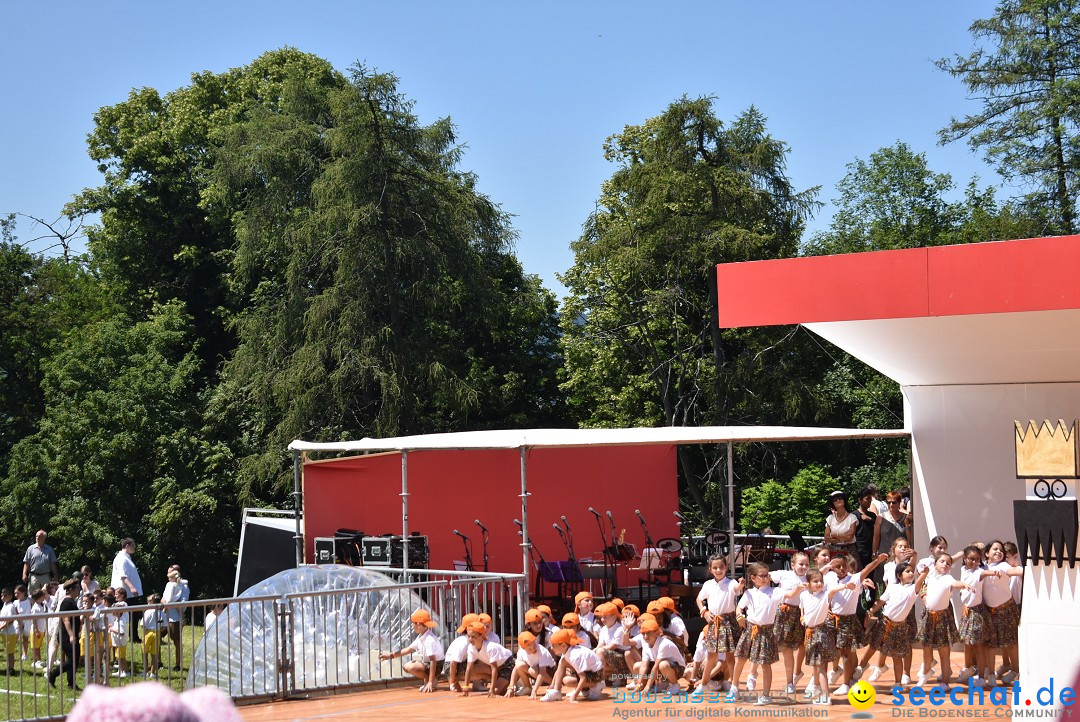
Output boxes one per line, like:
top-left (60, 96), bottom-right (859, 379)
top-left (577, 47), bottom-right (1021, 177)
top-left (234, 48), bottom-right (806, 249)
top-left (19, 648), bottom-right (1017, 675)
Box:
top-left (958, 604), bottom-right (990, 646)
top-left (867, 615), bottom-right (912, 658)
top-left (495, 658), bottom-right (515, 680)
top-left (916, 608), bottom-right (959, 647)
top-left (986, 599), bottom-right (1020, 648)
top-left (833, 613), bottom-right (864, 651)
top-left (774, 604), bottom-right (805, 649)
top-left (701, 613), bottom-right (739, 654)
top-left (735, 624), bottom-right (779, 665)
top-left (601, 648), bottom-right (631, 678)
top-left (802, 624), bottom-right (838, 666)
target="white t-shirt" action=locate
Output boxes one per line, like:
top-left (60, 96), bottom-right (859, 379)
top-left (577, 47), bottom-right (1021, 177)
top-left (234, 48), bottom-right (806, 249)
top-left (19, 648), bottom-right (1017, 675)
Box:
top-left (1009, 568), bottom-right (1022, 604)
top-left (142, 608), bottom-right (165, 633)
top-left (0, 602), bottom-right (17, 636)
top-left (516, 644), bottom-right (555, 669)
top-left (467, 639), bottom-right (512, 667)
top-left (882, 561), bottom-right (898, 587)
top-left (410, 630), bottom-right (445, 661)
top-left (30, 601), bottom-right (48, 634)
top-left (879, 583), bottom-right (919, 621)
top-left (563, 643), bottom-right (603, 673)
top-left (827, 512), bottom-right (857, 539)
top-left (737, 587), bottom-right (786, 626)
top-left (799, 590), bottom-right (831, 627)
top-left (572, 629), bottom-right (592, 649)
top-left (111, 550), bottom-right (143, 597)
top-left (627, 632), bottom-right (644, 650)
top-left (597, 622), bottom-right (627, 650)
top-left (579, 611), bottom-right (599, 636)
top-left (642, 635), bottom-right (683, 666)
top-left (445, 635), bottom-right (470, 664)
top-left (959, 566), bottom-right (984, 608)
top-left (769, 570), bottom-right (806, 608)
top-left (827, 572), bottom-right (863, 615)
top-left (110, 604), bottom-right (128, 637)
top-left (15, 598), bottom-right (31, 636)
top-left (923, 574), bottom-right (955, 612)
top-left (664, 615), bottom-right (688, 643)
top-left (982, 562), bottom-right (1014, 608)
top-left (697, 577), bottom-right (740, 614)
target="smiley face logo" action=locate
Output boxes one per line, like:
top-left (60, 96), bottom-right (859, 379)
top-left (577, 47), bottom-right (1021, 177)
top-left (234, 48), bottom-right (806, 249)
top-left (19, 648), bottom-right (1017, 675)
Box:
top-left (848, 680), bottom-right (876, 710)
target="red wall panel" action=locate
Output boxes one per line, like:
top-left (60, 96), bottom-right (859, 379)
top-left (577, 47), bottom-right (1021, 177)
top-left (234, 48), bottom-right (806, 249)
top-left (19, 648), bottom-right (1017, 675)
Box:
top-left (302, 445), bottom-right (679, 574)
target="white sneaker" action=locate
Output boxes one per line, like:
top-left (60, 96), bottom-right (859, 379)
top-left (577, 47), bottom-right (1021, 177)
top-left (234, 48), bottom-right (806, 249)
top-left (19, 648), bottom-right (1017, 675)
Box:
top-left (540, 689), bottom-right (563, 702)
top-left (588, 681), bottom-right (606, 700)
top-left (755, 694), bottom-right (772, 705)
top-left (901, 674), bottom-right (911, 686)
top-left (867, 666), bottom-right (884, 682)
top-left (835, 684), bottom-right (849, 695)
top-left (747, 673), bottom-right (757, 691)
top-left (917, 676), bottom-right (928, 688)
top-left (785, 683), bottom-right (796, 696)
top-left (803, 683), bottom-right (817, 700)
top-left (814, 694), bottom-right (832, 706)
top-left (851, 665), bottom-right (864, 682)
top-left (958, 666), bottom-right (976, 683)
top-left (828, 668), bottom-right (841, 685)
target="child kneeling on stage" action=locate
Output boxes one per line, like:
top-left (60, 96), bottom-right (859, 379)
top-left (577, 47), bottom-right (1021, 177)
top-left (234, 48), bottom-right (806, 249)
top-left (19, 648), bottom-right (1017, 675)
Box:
top-left (461, 621), bottom-right (514, 697)
top-left (635, 618), bottom-right (685, 695)
top-left (541, 628), bottom-right (605, 702)
top-left (506, 631), bottom-right (555, 698)
top-left (379, 609), bottom-right (444, 693)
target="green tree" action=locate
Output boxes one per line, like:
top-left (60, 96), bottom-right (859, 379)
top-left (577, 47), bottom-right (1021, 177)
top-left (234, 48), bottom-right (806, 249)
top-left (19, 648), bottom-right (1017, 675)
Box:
top-left (560, 98), bottom-right (819, 518)
top-left (1, 301), bottom-right (237, 595)
top-left (739, 464), bottom-right (839, 535)
top-left (937, 0), bottom-right (1080, 235)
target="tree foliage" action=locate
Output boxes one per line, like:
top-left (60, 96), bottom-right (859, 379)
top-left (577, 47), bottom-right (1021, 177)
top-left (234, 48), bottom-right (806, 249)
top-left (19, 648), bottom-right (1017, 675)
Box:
top-left (937, 0), bottom-right (1080, 235)
top-left (739, 464), bottom-right (840, 535)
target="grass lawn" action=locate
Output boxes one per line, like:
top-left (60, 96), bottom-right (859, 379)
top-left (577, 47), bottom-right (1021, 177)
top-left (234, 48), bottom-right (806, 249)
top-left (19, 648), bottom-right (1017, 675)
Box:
top-left (0, 624), bottom-right (207, 721)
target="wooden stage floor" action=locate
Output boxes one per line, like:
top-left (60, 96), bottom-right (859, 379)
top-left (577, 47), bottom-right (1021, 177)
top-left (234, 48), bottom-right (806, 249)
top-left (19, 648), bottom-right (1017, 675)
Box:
top-left (239, 650), bottom-right (1015, 722)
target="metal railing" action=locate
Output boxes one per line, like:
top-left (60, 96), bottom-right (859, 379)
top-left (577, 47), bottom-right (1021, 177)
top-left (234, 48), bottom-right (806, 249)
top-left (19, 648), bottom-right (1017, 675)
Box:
top-left (0, 568), bottom-right (526, 721)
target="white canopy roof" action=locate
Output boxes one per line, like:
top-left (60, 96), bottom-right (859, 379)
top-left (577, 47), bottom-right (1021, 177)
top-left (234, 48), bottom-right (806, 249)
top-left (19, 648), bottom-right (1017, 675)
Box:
top-left (289, 425), bottom-right (908, 453)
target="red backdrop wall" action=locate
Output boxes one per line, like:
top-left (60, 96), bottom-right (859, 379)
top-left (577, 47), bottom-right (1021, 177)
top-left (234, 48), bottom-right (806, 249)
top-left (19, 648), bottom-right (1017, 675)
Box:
top-left (302, 445), bottom-right (678, 573)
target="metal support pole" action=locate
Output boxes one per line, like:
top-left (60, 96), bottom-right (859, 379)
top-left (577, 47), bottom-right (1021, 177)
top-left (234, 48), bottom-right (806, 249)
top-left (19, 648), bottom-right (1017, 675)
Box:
top-left (519, 447), bottom-right (531, 614)
top-left (292, 451), bottom-right (304, 567)
top-left (727, 441), bottom-right (735, 575)
top-left (401, 450), bottom-right (410, 574)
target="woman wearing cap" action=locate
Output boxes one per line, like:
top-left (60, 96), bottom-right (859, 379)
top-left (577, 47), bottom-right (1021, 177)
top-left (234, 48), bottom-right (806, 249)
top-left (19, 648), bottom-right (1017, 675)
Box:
top-left (824, 491), bottom-right (858, 557)
top-left (379, 609), bottom-right (445, 692)
top-left (461, 621), bottom-right (513, 697)
top-left (542, 628), bottom-right (605, 702)
top-left (505, 630), bottom-right (555, 698)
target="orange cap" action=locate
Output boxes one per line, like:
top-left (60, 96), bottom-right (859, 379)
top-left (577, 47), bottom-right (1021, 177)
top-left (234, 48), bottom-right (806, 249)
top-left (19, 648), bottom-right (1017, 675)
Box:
top-left (657, 596), bottom-right (676, 612)
top-left (410, 609), bottom-right (437, 628)
top-left (646, 601), bottom-right (665, 615)
top-left (518, 631), bottom-right (536, 648)
top-left (525, 609), bottom-right (543, 623)
top-left (467, 621), bottom-right (487, 636)
top-left (574, 591), bottom-right (593, 607)
top-left (637, 612), bottom-right (656, 624)
top-left (457, 613), bottom-right (480, 633)
top-left (639, 618), bottom-right (660, 633)
top-left (595, 602), bottom-right (618, 617)
top-left (478, 613), bottom-right (492, 625)
top-left (561, 612), bottom-right (580, 627)
top-left (611, 597), bottom-right (625, 611)
top-left (622, 604), bottom-right (640, 618)
top-left (550, 628), bottom-right (579, 646)
top-left (536, 604), bottom-right (553, 617)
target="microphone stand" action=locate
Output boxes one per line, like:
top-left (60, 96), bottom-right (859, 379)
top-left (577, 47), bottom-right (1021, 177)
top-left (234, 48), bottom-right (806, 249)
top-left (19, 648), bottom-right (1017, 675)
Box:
top-left (591, 511), bottom-right (611, 597)
top-left (476, 522), bottom-right (490, 572)
top-left (456, 533), bottom-right (474, 572)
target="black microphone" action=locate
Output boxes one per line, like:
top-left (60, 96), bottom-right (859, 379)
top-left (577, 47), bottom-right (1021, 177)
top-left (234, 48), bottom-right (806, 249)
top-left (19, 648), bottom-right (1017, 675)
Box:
top-left (588, 507), bottom-right (601, 518)
top-left (673, 511), bottom-right (688, 522)
top-left (561, 515), bottom-right (571, 530)
top-left (606, 510), bottom-right (614, 522)
top-left (513, 518), bottom-right (523, 529)
top-left (453, 529), bottom-right (468, 539)
top-left (475, 519), bottom-right (488, 533)
top-left (552, 523), bottom-right (564, 534)
top-left (635, 509), bottom-right (644, 520)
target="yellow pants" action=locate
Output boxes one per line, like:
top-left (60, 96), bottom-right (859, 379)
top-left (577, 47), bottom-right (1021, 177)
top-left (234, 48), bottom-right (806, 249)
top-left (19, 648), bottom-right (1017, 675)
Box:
top-left (143, 631), bottom-right (159, 656)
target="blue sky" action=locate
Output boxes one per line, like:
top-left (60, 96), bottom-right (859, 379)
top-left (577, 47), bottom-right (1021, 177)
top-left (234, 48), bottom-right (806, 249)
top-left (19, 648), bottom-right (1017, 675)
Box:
top-left (2, 2), bottom-right (998, 297)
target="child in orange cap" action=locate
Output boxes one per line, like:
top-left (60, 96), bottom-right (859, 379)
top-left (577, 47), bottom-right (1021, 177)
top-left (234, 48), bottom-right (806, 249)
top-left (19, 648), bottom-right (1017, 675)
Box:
top-left (446, 613), bottom-right (487, 692)
top-left (506, 630), bottom-right (555, 699)
top-left (523, 608), bottom-right (550, 649)
top-left (573, 591), bottom-right (599, 643)
top-left (637, 618), bottom-right (684, 695)
top-left (536, 604), bottom-right (559, 639)
top-left (477, 612), bottom-right (500, 645)
top-left (654, 596), bottom-right (689, 652)
top-left (594, 603), bottom-right (630, 685)
top-left (620, 605), bottom-right (643, 683)
top-left (561, 612), bottom-right (591, 648)
top-left (542, 628), bottom-right (605, 702)
top-left (462, 621), bottom-right (513, 698)
top-left (379, 609), bottom-right (444, 692)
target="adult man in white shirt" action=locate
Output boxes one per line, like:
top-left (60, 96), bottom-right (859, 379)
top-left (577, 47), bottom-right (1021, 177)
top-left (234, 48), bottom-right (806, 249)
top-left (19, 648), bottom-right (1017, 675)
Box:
top-left (111, 538), bottom-right (143, 642)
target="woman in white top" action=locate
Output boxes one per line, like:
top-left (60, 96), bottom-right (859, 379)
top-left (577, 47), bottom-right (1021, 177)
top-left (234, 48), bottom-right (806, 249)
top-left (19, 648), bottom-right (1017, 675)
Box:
top-left (823, 491), bottom-right (857, 556)
top-left (162, 569), bottom-right (185, 671)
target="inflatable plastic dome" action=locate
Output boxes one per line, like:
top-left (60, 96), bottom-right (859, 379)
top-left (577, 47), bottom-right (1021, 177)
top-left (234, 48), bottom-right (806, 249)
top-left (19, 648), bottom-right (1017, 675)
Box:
top-left (187, 565), bottom-right (438, 695)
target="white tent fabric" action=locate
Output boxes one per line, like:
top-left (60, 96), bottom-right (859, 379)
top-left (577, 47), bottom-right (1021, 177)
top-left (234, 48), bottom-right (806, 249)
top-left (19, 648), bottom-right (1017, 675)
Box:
top-left (288, 425), bottom-right (908, 453)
